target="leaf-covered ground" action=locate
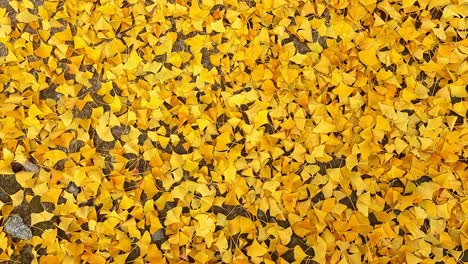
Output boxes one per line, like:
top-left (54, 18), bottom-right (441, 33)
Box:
top-left (0, 0), bottom-right (467, 263)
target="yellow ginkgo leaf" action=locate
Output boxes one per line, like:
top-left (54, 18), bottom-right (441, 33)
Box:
top-left (313, 119), bottom-right (335, 133)
top-left (332, 82), bottom-right (355, 98)
top-left (215, 131), bottom-right (231, 151)
top-left (94, 16), bottom-right (112, 31)
top-left (246, 239), bottom-right (268, 257)
top-left (375, 116), bottom-right (392, 131)
top-left (124, 50), bottom-right (142, 70)
top-left (43, 150), bottom-right (67, 163)
top-left (357, 191), bottom-right (371, 216)
top-left (277, 227), bottom-right (293, 245)
top-left (360, 0), bottom-right (377, 5)
top-left (210, 20), bottom-right (225, 33)
top-left (223, 165), bottom-right (237, 183)
top-left (34, 43), bottom-right (53, 58)
top-left (195, 214), bottom-right (216, 237)
top-left (96, 118), bottom-right (114, 142)
top-left (165, 207), bottom-right (182, 226)
top-left (16, 10), bottom-right (39, 23)
top-left (358, 47), bottom-right (380, 67)
top-left (28, 104), bottom-right (44, 118)
top-left (254, 110), bottom-right (269, 129)
top-left (294, 245), bottom-right (307, 262)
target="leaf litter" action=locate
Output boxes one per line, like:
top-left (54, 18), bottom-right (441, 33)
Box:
top-left (0, 0), bottom-right (467, 263)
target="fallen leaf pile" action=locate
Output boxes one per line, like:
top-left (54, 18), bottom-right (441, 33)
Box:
top-left (0, 0), bottom-right (467, 263)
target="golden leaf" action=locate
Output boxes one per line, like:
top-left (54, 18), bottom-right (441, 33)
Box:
top-left (246, 239), bottom-right (269, 257)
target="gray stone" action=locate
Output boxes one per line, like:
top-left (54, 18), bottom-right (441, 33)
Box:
top-left (0, 43), bottom-right (7, 57)
top-left (152, 229), bottom-right (167, 244)
top-left (67, 182), bottom-right (80, 193)
top-left (4, 215), bottom-right (32, 240)
top-left (22, 160), bottom-right (39, 173)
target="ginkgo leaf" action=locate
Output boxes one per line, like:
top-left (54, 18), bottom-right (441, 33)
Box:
top-left (360, 0), bottom-right (377, 5)
top-left (210, 20), bottom-right (225, 33)
top-left (223, 165), bottom-right (237, 183)
top-left (313, 119), bottom-right (335, 133)
top-left (43, 150), bottom-right (67, 163)
top-left (215, 131), bottom-right (231, 151)
top-left (246, 239), bottom-right (269, 257)
top-left (277, 227), bottom-right (293, 245)
top-left (16, 10), bottom-right (39, 23)
top-left (254, 110), bottom-right (269, 129)
top-left (375, 116), bottom-right (392, 131)
top-left (358, 47), bottom-right (380, 67)
top-left (28, 104), bottom-right (44, 117)
top-left (96, 124), bottom-right (114, 142)
top-left (357, 191), bottom-right (371, 216)
top-left (34, 43), bottom-right (53, 58)
top-left (195, 214), bottom-right (216, 237)
top-left (165, 207), bottom-right (182, 226)
top-left (332, 82), bottom-right (355, 98)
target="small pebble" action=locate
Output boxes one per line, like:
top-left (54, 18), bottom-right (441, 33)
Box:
top-left (152, 229), bottom-right (167, 244)
top-left (22, 160), bottom-right (40, 173)
top-left (4, 215), bottom-right (32, 240)
top-left (67, 182), bottom-right (80, 193)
